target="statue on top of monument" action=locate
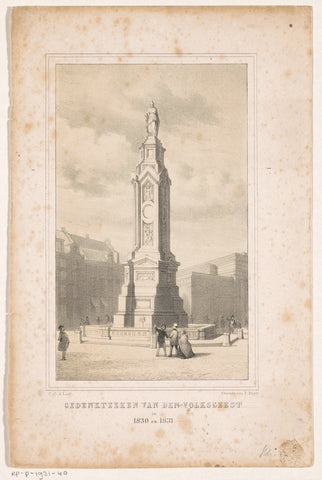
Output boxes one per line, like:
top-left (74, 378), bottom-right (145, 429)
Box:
top-left (145, 101), bottom-right (160, 137)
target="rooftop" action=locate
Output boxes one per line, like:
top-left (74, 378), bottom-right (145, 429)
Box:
top-left (56, 228), bottom-right (119, 263)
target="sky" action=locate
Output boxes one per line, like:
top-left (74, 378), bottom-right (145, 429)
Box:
top-left (56, 63), bottom-right (247, 268)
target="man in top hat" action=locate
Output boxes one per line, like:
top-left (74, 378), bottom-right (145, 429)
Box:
top-left (154, 323), bottom-right (168, 357)
top-left (57, 325), bottom-right (70, 360)
top-left (169, 323), bottom-right (179, 357)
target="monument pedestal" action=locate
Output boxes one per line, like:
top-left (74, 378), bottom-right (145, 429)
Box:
top-left (114, 256), bottom-right (188, 329)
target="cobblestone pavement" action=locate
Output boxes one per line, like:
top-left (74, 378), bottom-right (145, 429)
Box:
top-left (56, 339), bottom-right (248, 381)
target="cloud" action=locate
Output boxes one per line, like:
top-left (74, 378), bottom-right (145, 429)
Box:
top-left (171, 172), bottom-right (247, 223)
top-left (56, 110), bottom-right (247, 264)
top-left (55, 64), bottom-right (248, 265)
top-left (163, 123), bottom-right (247, 226)
top-left (127, 83), bottom-right (219, 133)
top-left (57, 185), bottom-right (133, 259)
top-left (56, 65), bottom-right (220, 152)
top-left (176, 161), bottom-right (194, 180)
top-left (62, 164), bottom-right (109, 196)
top-left (56, 118), bottom-right (135, 197)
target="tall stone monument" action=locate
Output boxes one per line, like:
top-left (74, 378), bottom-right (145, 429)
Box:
top-left (114, 102), bottom-right (188, 329)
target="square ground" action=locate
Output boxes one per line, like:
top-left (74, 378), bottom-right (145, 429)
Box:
top-left (56, 339), bottom-right (248, 381)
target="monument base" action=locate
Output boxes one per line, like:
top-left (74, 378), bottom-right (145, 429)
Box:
top-left (85, 323), bottom-right (215, 345)
top-left (114, 312), bottom-right (188, 329)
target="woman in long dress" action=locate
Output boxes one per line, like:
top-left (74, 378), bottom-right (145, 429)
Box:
top-left (177, 330), bottom-right (195, 359)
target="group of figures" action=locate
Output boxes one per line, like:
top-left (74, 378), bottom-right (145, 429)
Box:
top-left (80, 314), bottom-right (113, 340)
top-left (81, 314), bottom-right (113, 327)
top-left (221, 314), bottom-right (242, 333)
top-left (57, 321), bottom-right (195, 362)
top-left (154, 323), bottom-right (195, 359)
top-left (196, 314), bottom-right (242, 332)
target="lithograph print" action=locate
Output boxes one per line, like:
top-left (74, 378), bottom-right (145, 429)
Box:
top-left (53, 60), bottom-right (252, 383)
top-left (8, 6), bottom-right (312, 469)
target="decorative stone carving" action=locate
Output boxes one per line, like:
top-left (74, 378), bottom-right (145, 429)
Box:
top-left (143, 180), bottom-right (154, 202)
top-left (143, 222), bottom-right (153, 246)
top-left (136, 271), bottom-right (155, 281)
top-left (143, 204), bottom-right (154, 220)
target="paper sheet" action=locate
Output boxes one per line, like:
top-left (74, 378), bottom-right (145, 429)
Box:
top-left (8, 6), bottom-right (312, 468)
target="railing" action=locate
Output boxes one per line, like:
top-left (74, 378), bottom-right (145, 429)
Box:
top-left (186, 324), bottom-right (216, 340)
top-left (86, 325), bottom-right (151, 339)
top-left (85, 324), bottom-right (217, 341)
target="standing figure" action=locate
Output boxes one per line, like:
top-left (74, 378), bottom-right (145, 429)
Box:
top-left (154, 324), bottom-right (168, 357)
top-left (225, 316), bottom-right (232, 346)
top-left (226, 316), bottom-right (232, 334)
top-left (79, 319), bottom-right (84, 342)
top-left (177, 330), bottom-right (195, 359)
top-left (168, 323), bottom-right (179, 357)
top-left (106, 313), bottom-right (112, 340)
top-left (58, 325), bottom-right (70, 361)
top-left (83, 315), bottom-right (90, 337)
top-left (81, 318), bottom-right (85, 337)
top-left (143, 181), bottom-right (154, 202)
top-left (230, 315), bottom-right (236, 332)
top-left (145, 101), bottom-right (160, 137)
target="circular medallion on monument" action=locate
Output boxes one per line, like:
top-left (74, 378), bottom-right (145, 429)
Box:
top-left (142, 203), bottom-right (154, 221)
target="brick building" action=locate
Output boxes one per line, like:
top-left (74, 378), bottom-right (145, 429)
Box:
top-left (56, 228), bottom-right (123, 330)
top-left (177, 253), bottom-right (248, 327)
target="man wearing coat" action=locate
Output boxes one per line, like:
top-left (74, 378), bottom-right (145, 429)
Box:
top-left (168, 323), bottom-right (179, 357)
top-left (58, 325), bottom-right (70, 360)
top-left (154, 324), bottom-right (168, 357)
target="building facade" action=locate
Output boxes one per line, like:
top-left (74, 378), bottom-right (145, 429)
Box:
top-left (56, 228), bottom-right (123, 330)
top-left (177, 253), bottom-right (248, 327)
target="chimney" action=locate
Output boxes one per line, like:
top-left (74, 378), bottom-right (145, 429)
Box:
top-left (209, 264), bottom-right (218, 275)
